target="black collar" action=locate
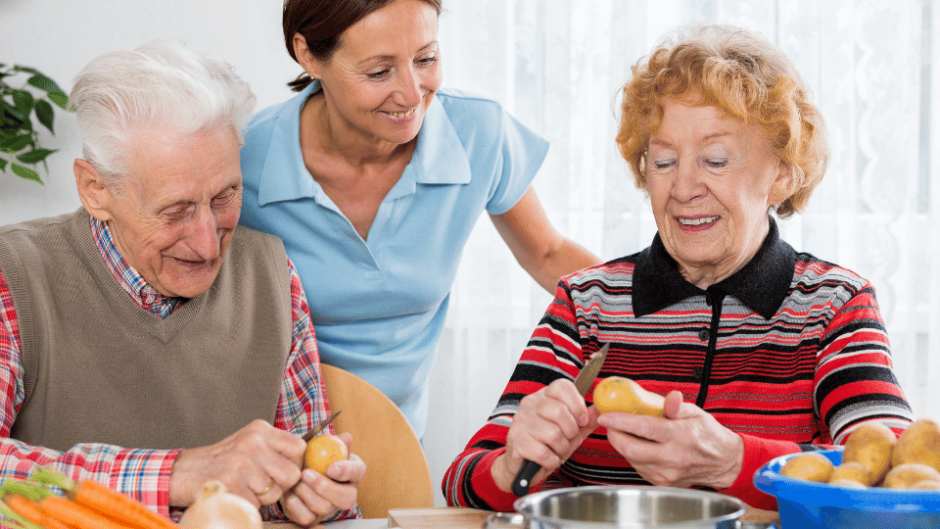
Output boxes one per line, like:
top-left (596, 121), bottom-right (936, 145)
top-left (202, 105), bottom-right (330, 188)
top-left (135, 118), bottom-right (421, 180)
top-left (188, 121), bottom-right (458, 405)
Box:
top-left (632, 218), bottom-right (796, 319)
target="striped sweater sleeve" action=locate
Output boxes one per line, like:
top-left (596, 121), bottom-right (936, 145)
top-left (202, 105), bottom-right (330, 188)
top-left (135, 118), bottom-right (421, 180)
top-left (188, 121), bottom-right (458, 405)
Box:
top-left (719, 282), bottom-right (911, 507)
top-left (442, 283), bottom-right (585, 511)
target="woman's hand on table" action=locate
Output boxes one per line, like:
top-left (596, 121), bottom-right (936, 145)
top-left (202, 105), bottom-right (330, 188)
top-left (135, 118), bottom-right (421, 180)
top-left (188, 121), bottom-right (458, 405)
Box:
top-left (280, 432), bottom-right (365, 527)
top-left (599, 391), bottom-right (744, 490)
top-left (492, 379), bottom-right (601, 493)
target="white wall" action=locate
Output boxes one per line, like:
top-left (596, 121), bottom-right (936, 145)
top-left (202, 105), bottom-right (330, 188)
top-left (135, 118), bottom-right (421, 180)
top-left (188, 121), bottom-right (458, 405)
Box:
top-left (0, 0), bottom-right (300, 221)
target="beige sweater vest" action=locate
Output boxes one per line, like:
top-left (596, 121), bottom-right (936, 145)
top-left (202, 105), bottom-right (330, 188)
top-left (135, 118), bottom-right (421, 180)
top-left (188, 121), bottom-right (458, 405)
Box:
top-left (0, 209), bottom-right (292, 451)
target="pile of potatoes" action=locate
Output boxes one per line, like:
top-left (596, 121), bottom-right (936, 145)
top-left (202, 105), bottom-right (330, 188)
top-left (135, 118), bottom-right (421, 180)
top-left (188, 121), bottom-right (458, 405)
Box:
top-left (779, 418), bottom-right (940, 490)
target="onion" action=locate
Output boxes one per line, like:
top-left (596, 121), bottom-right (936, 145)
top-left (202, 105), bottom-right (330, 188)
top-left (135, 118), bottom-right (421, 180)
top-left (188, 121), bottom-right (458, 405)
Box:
top-left (179, 480), bottom-right (263, 529)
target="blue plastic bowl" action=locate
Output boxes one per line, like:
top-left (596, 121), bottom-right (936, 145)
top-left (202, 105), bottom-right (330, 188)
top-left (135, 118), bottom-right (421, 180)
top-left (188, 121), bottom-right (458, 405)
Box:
top-left (754, 449), bottom-right (940, 528)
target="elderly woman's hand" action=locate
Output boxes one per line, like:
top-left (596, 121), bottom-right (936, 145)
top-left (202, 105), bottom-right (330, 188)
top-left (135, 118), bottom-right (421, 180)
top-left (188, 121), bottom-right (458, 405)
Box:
top-left (597, 391), bottom-right (744, 490)
top-left (492, 379), bottom-right (601, 494)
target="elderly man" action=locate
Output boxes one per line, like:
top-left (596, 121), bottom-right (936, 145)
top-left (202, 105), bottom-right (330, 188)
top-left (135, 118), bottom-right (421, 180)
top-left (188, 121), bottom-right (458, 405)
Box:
top-left (0, 41), bottom-right (364, 526)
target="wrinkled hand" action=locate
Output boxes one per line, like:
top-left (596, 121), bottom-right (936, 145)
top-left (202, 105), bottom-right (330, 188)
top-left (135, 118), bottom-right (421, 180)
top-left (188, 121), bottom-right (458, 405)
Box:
top-left (492, 379), bottom-right (600, 494)
top-left (598, 391), bottom-right (744, 490)
top-left (169, 419), bottom-right (306, 508)
top-left (279, 433), bottom-right (366, 527)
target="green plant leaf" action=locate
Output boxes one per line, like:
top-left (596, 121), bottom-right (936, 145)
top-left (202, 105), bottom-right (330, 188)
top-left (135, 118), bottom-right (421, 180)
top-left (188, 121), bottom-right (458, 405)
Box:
top-left (34, 99), bottom-right (55, 133)
top-left (11, 89), bottom-right (34, 115)
top-left (0, 158), bottom-right (7, 171)
top-left (47, 90), bottom-right (69, 109)
top-left (0, 134), bottom-right (33, 152)
top-left (16, 148), bottom-right (56, 163)
top-left (27, 73), bottom-right (63, 94)
top-left (12, 65), bottom-right (40, 75)
top-left (1, 100), bottom-right (27, 126)
top-left (12, 163), bottom-right (42, 183)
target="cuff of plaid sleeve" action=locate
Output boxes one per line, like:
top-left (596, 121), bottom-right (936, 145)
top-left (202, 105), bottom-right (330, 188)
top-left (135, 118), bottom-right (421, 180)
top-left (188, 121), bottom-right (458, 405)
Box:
top-left (111, 447), bottom-right (181, 519)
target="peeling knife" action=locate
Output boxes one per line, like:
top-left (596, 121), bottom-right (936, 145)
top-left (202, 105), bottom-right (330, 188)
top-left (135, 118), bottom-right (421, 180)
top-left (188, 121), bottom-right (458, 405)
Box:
top-left (510, 343), bottom-right (610, 497)
top-left (302, 410), bottom-right (342, 441)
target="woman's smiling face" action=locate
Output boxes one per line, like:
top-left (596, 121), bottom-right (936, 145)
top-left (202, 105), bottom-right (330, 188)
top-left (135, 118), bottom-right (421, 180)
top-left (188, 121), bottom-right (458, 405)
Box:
top-left (301, 0), bottom-right (443, 147)
top-left (645, 98), bottom-right (793, 288)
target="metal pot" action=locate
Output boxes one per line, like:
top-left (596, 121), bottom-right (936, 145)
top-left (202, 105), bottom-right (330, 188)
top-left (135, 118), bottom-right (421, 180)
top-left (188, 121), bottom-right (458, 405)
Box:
top-left (482, 485), bottom-right (772, 529)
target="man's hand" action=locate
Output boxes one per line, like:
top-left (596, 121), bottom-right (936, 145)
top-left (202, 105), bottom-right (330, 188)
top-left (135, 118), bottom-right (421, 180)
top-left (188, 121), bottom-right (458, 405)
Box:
top-left (279, 433), bottom-right (366, 526)
top-left (598, 391), bottom-right (744, 490)
top-left (492, 378), bottom-right (600, 494)
top-left (169, 419), bottom-right (306, 508)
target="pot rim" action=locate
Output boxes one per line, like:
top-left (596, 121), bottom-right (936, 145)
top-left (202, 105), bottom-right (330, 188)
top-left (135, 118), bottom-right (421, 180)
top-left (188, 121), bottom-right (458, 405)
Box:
top-left (512, 485), bottom-right (747, 528)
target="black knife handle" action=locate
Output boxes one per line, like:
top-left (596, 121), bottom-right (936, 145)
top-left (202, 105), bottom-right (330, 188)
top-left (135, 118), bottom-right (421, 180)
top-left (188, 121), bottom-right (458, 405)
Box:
top-left (511, 459), bottom-right (541, 497)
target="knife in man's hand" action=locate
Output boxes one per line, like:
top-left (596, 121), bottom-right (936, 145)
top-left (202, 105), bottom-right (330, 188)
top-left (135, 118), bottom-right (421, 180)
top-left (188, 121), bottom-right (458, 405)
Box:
top-left (510, 343), bottom-right (610, 497)
top-left (302, 410), bottom-right (342, 442)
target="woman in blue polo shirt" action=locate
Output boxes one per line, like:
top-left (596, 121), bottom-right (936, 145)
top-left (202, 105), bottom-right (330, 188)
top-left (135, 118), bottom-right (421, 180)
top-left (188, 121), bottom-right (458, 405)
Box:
top-left (238, 0), bottom-right (600, 440)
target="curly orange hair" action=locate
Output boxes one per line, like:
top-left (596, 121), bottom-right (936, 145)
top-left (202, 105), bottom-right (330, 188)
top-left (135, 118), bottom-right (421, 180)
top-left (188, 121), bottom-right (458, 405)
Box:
top-left (616, 25), bottom-right (829, 217)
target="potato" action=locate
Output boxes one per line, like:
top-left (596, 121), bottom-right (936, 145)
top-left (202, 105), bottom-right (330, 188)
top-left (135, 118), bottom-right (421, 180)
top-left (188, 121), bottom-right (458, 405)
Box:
top-left (779, 452), bottom-right (834, 483)
top-left (829, 478), bottom-right (867, 489)
top-left (842, 421), bottom-right (897, 484)
top-left (828, 461), bottom-right (871, 487)
top-left (593, 376), bottom-right (665, 417)
top-left (911, 480), bottom-right (940, 490)
top-left (882, 463), bottom-right (940, 489)
top-left (893, 418), bottom-right (940, 474)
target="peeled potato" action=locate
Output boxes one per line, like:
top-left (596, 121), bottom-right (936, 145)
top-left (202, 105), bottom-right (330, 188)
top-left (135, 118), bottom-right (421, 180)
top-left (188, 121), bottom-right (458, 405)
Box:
top-left (304, 434), bottom-right (349, 475)
top-left (842, 421), bottom-right (897, 484)
top-left (829, 461), bottom-right (871, 487)
top-left (893, 418), bottom-right (940, 474)
top-left (779, 452), bottom-right (834, 483)
top-left (882, 463), bottom-right (940, 489)
top-left (593, 377), bottom-right (665, 417)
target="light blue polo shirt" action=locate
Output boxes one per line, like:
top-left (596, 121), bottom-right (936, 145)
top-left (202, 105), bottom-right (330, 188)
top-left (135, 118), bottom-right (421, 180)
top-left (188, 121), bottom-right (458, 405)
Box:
top-left (238, 82), bottom-right (549, 438)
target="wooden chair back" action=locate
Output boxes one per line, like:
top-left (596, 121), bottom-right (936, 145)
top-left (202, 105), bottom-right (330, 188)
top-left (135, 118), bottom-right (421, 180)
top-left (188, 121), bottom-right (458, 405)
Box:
top-left (319, 363), bottom-right (434, 518)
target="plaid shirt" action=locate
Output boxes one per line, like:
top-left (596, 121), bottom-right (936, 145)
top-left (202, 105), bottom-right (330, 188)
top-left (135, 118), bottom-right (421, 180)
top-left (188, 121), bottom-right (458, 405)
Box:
top-left (0, 217), bottom-right (358, 522)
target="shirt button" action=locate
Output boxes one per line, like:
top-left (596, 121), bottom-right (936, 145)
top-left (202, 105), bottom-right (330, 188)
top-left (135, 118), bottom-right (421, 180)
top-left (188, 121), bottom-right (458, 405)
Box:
top-left (698, 329), bottom-right (709, 341)
top-left (693, 366), bottom-right (704, 380)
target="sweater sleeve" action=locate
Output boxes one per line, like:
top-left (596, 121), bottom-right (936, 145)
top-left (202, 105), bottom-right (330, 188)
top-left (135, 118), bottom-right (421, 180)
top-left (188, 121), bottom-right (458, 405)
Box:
top-left (442, 281), bottom-right (584, 509)
top-left (719, 282), bottom-right (913, 509)
top-left (813, 283), bottom-right (912, 441)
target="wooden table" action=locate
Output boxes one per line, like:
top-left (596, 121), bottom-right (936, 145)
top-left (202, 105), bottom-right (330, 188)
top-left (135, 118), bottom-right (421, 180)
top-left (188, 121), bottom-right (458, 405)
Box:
top-left (262, 507), bottom-right (490, 528)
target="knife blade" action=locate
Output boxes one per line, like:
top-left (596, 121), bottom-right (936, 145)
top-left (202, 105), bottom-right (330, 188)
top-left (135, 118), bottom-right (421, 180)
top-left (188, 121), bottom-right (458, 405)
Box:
top-left (302, 410), bottom-right (342, 442)
top-left (510, 343), bottom-right (610, 497)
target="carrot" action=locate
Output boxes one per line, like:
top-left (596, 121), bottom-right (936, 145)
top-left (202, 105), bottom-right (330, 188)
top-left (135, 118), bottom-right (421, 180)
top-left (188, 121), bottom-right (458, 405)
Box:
top-left (31, 469), bottom-right (177, 529)
top-left (39, 496), bottom-right (135, 529)
top-left (0, 497), bottom-right (43, 529)
top-left (40, 512), bottom-right (75, 529)
top-left (2, 494), bottom-right (43, 525)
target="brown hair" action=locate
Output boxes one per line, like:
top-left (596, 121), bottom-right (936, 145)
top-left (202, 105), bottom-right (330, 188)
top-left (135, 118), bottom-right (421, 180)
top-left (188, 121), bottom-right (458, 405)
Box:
top-left (616, 25), bottom-right (829, 218)
top-left (283, 0), bottom-right (444, 92)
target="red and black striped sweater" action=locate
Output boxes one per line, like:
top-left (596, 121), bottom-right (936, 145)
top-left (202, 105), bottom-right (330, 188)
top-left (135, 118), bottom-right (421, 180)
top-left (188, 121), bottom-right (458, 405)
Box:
top-left (442, 221), bottom-right (913, 511)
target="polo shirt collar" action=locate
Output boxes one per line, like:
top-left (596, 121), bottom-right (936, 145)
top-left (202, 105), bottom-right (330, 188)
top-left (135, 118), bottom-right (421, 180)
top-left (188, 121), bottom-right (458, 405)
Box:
top-left (632, 217), bottom-right (796, 319)
top-left (256, 81), bottom-right (470, 207)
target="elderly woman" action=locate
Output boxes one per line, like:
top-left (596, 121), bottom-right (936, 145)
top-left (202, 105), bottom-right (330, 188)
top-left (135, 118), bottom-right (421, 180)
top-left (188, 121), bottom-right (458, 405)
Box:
top-left (443, 25), bottom-right (913, 510)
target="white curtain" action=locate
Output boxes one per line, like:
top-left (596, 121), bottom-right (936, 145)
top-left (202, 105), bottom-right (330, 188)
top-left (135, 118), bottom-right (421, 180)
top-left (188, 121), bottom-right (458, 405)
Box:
top-left (427, 0), bottom-right (939, 505)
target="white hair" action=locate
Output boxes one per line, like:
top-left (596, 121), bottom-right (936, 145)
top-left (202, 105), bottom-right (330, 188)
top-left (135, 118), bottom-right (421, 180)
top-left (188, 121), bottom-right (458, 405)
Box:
top-left (69, 40), bottom-right (257, 184)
